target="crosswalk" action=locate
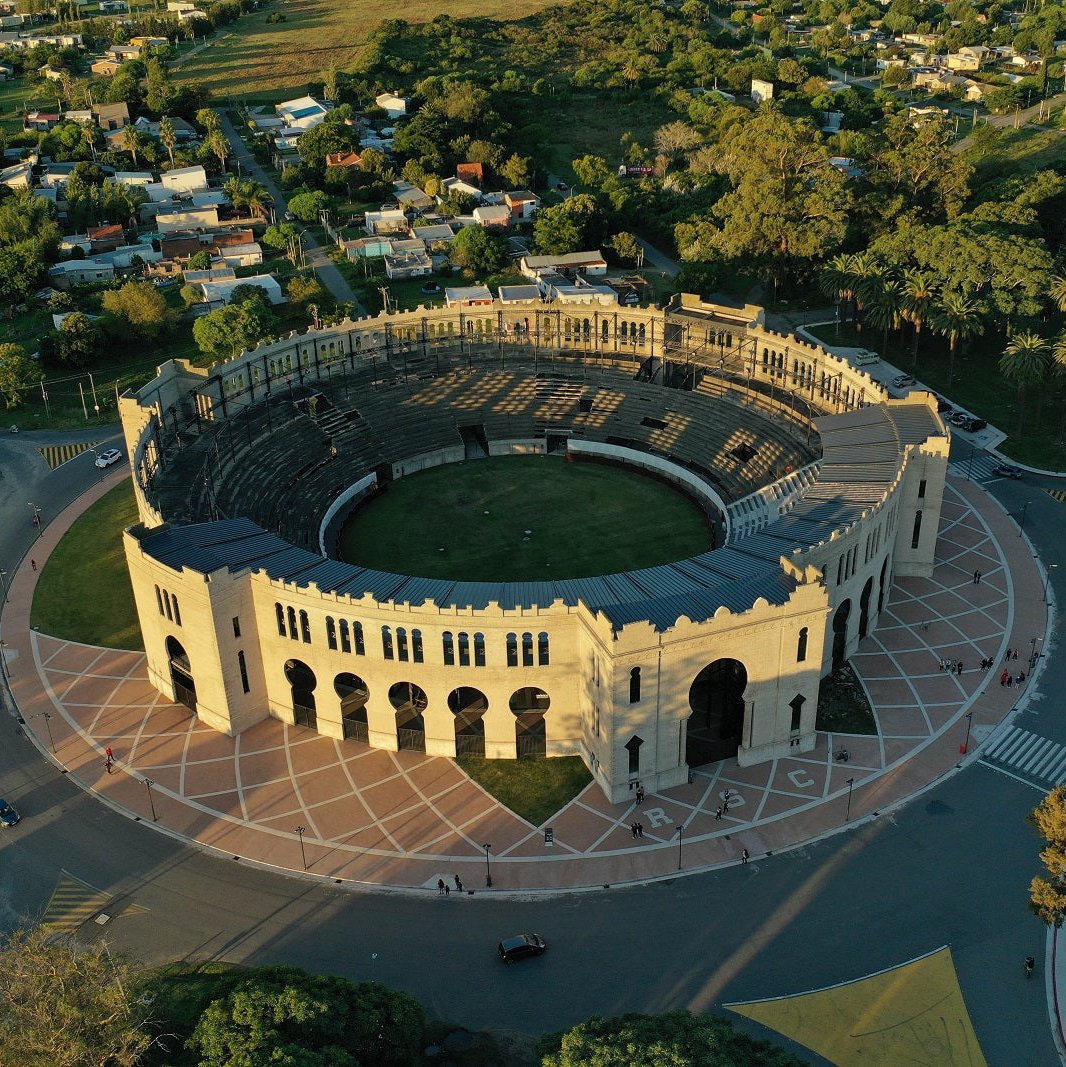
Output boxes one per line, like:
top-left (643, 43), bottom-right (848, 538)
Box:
top-left (38, 442), bottom-right (100, 470)
top-left (41, 871), bottom-right (111, 934)
top-left (982, 726), bottom-right (1066, 786)
top-left (948, 453), bottom-right (1000, 482)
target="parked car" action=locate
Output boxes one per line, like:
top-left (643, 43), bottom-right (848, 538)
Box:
top-left (949, 412), bottom-right (971, 427)
top-left (935, 396), bottom-right (953, 414)
top-left (992, 463), bottom-right (1023, 479)
top-left (555, 181), bottom-right (568, 191)
top-left (963, 417), bottom-right (987, 432)
top-left (891, 373), bottom-right (916, 388)
top-left (95, 448), bottom-right (122, 468)
top-left (498, 933), bottom-right (546, 963)
top-left (0, 799), bottom-right (20, 827)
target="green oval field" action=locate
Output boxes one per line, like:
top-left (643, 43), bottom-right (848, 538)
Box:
top-left (335, 455), bottom-right (714, 581)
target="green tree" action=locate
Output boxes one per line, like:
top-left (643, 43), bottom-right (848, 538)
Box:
top-left (572, 154), bottom-right (612, 189)
top-left (196, 107), bottom-right (222, 136)
top-left (55, 312), bottom-right (100, 367)
top-left (901, 267), bottom-right (938, 364)
top-left (533, 193), bottom-right (605, 254)
top-left (186, 967), bottom-right (424, 1067)
top-left (121, 125), bottom-right (142, 166)
top-left (204, 129), bottom-right (229, 173)
top-left (287, 190), bottom-right (331, 223)
top-left (0, 342), bottom-right (36, 409)
top-left (102, 280), bottom-right (176, 338)
top-left (540, 1010), bottom-right (804, 1067)
top-left (1000, 330), bottom-right (1049, 434)
top-left (187, 249), bottom-right (212, 270)
top-left (287, 273), bottom-right (326, 306)
top-left (499, 152), bottom-right (532, 188)
top-left (159, 115), bottom-right (177, 167)
top-left (0, 927), bottom-right (157, 1066)
top-left (931, 291), bottom-right (985, 384)
top-left (1030, 786), bottom-right (1066, 927)
top-left (449, 224), bottom-right (507, 275)
top-left (1050, 275), bottom-right (1066, 314)
top-left (609, 231), bottom-right (640, 264)
top-left (193, 297), bottom-right (277, 359)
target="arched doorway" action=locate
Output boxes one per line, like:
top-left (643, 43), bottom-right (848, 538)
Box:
top-left (832, 600), bottom-right (852, 669)
top-left (877, 556), bottom-right (889, 614)
top-left (449, 686), bottom-right (488, 757)
top-left (166, 636), bottom-right (195, 711)
top-left (390, 681), bottom-right (427, 752)
top-left (858, 576), bottom-right (874, 639)
top-left (510, 687), bottom-right (549, 758)
top-left (686, 659), bottom-right (747, 767)
top-left (335, 672), bottom-right (369, 743)
top-left (284, 659), bottom-right (317, 729)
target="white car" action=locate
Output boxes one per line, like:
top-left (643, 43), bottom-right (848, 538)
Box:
top-left (95, 448), bottom-right (122, 468)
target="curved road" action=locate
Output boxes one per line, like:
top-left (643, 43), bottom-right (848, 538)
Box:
top-left (0, 427), bottom-right (1061, 1065)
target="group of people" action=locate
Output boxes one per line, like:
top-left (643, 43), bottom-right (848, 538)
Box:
top-left (1000, 669), bottom-right (1026, 688)
top-left (437, 875), bottom-right (464, 895)
top-left (630, 822), bottom-right (645, 838)
top-left (938, 659), bottom-right (966, 675)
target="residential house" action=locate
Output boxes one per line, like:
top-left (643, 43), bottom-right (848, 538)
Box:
top-left (184, 267), bottom-right (236, 284)
top-left (105, 43), bottom-right (141, 62)
top-left (445, 285), bottom-right (493, 308)
top-left (175, 8), bottom-right (208, 21)
top-left (98, 1), bottom-right (130, 12)
top-left (39, 162), bottom-right (78, 188)
top-left (0, 15), bottom-right (24, 28)
top-left (23, 112), bottom-right (61, 132)
top-left (540, 275), bottom-right (617, 305)
top-left (375, 91), bottom-right (408, 119)
top-left (497, 284), bottom-right (542, 304)
top-left (365, 208), bottom-right (408, 236)
top-left (394, 183), bottom-right (433, 211)
top-left (88, 224), bottom-right (126, 252)
top-left (130, 35), bottom-right (168, 51)
top-left (504, 190), bottom-right (539, 221)
top-left (0, 159), bottom-right (32, 190)
top-left (216, 242), bottom-right (263, 268)
top-left (325, 150), bottom-right (361, 169)
top-left (92, 101), bottom-right (129, 130)
top-left (0, 32), bottom-right (82, 49)
top-left (945, 47), bottom-right (986, 71)
top-left (63, 108), bottom-right (93, 125)
top-left (342, 236), bottom-right (393, 260)
top-left (456, 162), bottom-right (484, 186)
top-left (48, 260), bottom-right (116, 288)
top-left (0, 62), bottom-right (13, 79)
top-left (167, 0), bottom-right (198, 10)
top-left (411, 223), bottom-right (455, 245)
top-left (913, 69), bottom-right (967, 92)
top-left (275, 95), bottom-right (330, 131)
top-left (113, 171), bottom-right (155, 188)
top-left (440, 177), bottom-right (482, 202)
top-left (38, 62), bottom-right (64, 81)
top-left (200, 274), bottom-right (284, 306)
top-left (473, 204), bottom-right (510, 229)
top-left (160, 164), bottom-right (208, 196)
top-left (155, 204), bottom-right (220, 232)
top-left (751, 78), bottom-right (774, 103)
top-left (963, 80), bottom-right (988, 102)
top-left (90, 58), bottom-right (122, 77)
top-left (520, 251), bottom-right (608, 281)
top-left (384, 248), bottom-right (432, 280)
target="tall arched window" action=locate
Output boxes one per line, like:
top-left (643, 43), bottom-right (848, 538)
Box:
top-left (396, 627), bottom-right (409, 662)
top-left (156, 586), bottom-right (164, 616)
top-left (537, 632), bottom-right (549, 666)
top-left (911, 509), bottom-right (923, 550)
top-left (443, 631), bottom-right (455, 666)
top-left (326, 616), bottom-right (337, 650)
top-left (287, 606), bottom-right (297, 640)
top-left (237, 650), bottom-right (250, 694)
top-left (629, 666), bottom-right (641, 703)
top-left (275, 603), bottom-right (286, 636)
top-left (412, 629), bottom-right (423, 663)
top-left (473, 633), bottom-right (486, 667)
top-left (797, 627), bottom-right (808, 663)
top-left (171, 596), bottom-right (181, 626)
top-left (353, 621), bottom-right (365, 656)
top-left (339, 619), bottom-right (351, 653)
top-left (299, 610), bottom-right (311, 644)
top-left (458, 632), bottom-right (471, 667)
top-left (163, 591), bottom-right (172, 621)
top-left (506, 633), bottom-right (518, 667)
top-left (382, 625), bottom-right (394, 660)
top-left (522, 632), bottom-right (534, 667)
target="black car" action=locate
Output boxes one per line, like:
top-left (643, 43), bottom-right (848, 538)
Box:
top-left (498, 933), bottom-right (546, 962)
top-left (992, 463), bottom-right (1022, 479)
top-left (963, 417), bottom-right (987, 432)
top-left (0, 799), bottom-right (20, 827)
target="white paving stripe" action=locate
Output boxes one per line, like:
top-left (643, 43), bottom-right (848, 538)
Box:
top-left (985, 726), bottom-right (1066, 784)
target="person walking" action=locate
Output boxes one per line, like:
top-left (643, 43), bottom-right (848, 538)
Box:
top-left (30, 559), bottom-right (36, 572)
top-left (454, 875), bottom-right (463, 892)
top-left (973, 570), bottom-right (980, 584)
top-left (635, 783), bottom-right (645, 806)
top-left (636, 823), bottom-right (644, 838)
top-left (741, 848), bottom-right (749, 864)
top-left (715, 805), bottom-right (723, 821)
top-left (1013, 649), bottom-right (1020, 661)
top-left (437, 878), bottom-right (445, 895)
top-left (631, 823), bottom-right (639, 838)
top-left (444, 883), bottom-right (450, 896)
top-left (1000, 669), bottom-right (1009, 686)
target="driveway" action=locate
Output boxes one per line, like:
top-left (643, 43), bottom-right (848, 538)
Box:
top-left (215, 110), bottom-right (367, 315)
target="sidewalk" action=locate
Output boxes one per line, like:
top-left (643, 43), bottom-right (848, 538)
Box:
top-left (0, 472), bottom-right (1050, 897)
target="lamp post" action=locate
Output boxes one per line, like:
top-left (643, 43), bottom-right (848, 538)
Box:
top-left (967, 446), bottom-right (976, 481)
top-left (962, 710), bottom-right (973, 755)
top-left (0, 567), bottom-right (8, 604)
top-left (28, 502), bottom-right (42, 536)
top-left (144, 778), bottom-right (158, 822)
top-left (1018, 499), bottom-right (1032, 536)
top-left (295, 824), bottom-right (307, 870)
top-left (845, 777), bottom-right (855, 822)
top-left (0, 641), bottom-right (7, 688)
top-left (482, 842), bottom-right (492, 887)
top-left (676, 823), bottom-right (685, 871)
top-left (41, 711), bottom-right (55, 754)
top-left (1044, 563), bottom-right (1058, 603)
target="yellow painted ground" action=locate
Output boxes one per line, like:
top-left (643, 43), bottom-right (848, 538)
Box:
top-left (1047, 489), bottom-right (1066, 503)
top-left (727, 946), bottom-right (986, 1067)
top-left (41, 871), bottom-right (112, 934)
top-left (39, 441), bottom-right (100, 470)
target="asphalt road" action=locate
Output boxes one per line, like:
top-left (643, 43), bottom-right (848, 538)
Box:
top-left (0, 426), bottom-right (1063, 1065)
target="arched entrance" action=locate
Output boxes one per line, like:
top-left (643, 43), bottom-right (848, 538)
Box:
top-left (686, 659), bottom-right (747, 767)
top-left (335, 672), bottom-right (369, 743)
top-left (166, 636), bottom-right (195, 711)
top-left (390, 681), bottom-right (427, 752)
top-left (449, 686), bottom-right (488, 757)
top-left (858, 576), bottom-right (874, 639)
top-left (832, 599), bottom-right (852, 669)
top-left (284, 659), bottom-right (317, 729)
top-left (510, 687), bottom-right (550, 758)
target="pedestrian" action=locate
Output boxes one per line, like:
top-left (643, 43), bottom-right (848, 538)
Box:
top-left (723, 796), bottom-right (730, 814)
top-left (1006, 649), bottom-right (1013, 662)
top-left (444, 883), bottom-right (450, 896)
top-left (938, 659), bottom-right (945, 671)
top-left (30, 559), bottom-right (36, 572)
top-left (957, 662), bottom-right (964, 676)
top-left (637, 823), bottom-right (644, 838)
top-left (1017, 672), bottom-right (1026, 685)
top-left (437, 878), bottom-right (445, 895)
top-left (106, 759), bottom-right (113, 775)
top-left (973, 570), bottom-right (980, 584)
top-left (631, 823), bottom-right (639, 838)
top-left (635, 784), bottom-right (645, 806)
top-left (1007, 674), bottom-right (1014, 688)
top-left (741, 848), bottom-right (749, 864)
top-left (454, 875), bottom-right (463, 892)
top-left (715, 805), bottom-right (723, 821)
top-left (105, 746), bottom-right (113, 761)
top-left (1013, 649), bottom-right (1020, 661)
top-left (1000, 669), bottom-right (1008, 686)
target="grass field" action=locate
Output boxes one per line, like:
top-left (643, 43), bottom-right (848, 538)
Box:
top-left (31, 478), bottom-right (144, 650)
top-left (173, 0), bottom-right (555, 100)
top-left (336, 455), bottom-right (714, 581)
top-left (457, 755), bottom-right (592, 826)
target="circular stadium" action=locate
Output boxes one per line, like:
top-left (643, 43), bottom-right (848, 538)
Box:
top-left (119, 295), bottom-right (949, 803)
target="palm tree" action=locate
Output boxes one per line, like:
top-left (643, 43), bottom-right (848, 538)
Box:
top-left (81, 122), bottom-right (98, 160)
top-left (863, 276), bottom-right (905, 359)
top-left (159, 115), bottom-right (177, 167)
top-left (1000, 331), bottom-right (1049, 435)
top-left (1050, 275), bottom-right (1066, 314)
top-left (901, 268), bottom-right (937, 365)
top-left (205, 129), bottom-right (228, 173)
top-left (848, 251), bottom-right (884, 331)
top-left (122, 125), bottom-right (141, 166)
top-left (931, 292), bottom-right (985, 384)
top-left (621, 61), bottom-right (642, 91)
top-left (819, 252), bottom-right (857, 328)
top-left (1053, 332), bottom-right (1066, 442)
top-left (241, 179), bottom-right (269, 219)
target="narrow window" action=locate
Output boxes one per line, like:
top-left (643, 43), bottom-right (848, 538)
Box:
top-left (836, 556), bottom-right (844, 585)
top-left (155, 585), bottom-right (164, 616)
top-left (918, 478), bottom-right (927, 499)
top-left (353, 621), bottom-right (365, 656)
top-left (287, 606), bottom-right (297, 640)
top-left (382, 625), bottom-right (394, 660)
top-left (171, 596), bottom-right (181, 626)
top-left (629, 666), bottom-right (641, 704)
top-left (458, 632), bottom-right (471, 667)
top-left (276, 603), bottom-right (286, 636)
top-left (163, 590), bottom-right (173, 621)
top-left (522, 632), bottom-right (534, 667)
top-left (789, 694), bottom-right (805, 733)
top-left (473, 632), bottom-right (485, 667)
top-left (443, 631), bottom-right (455, 666)
top-left (396, 627), bottom-right (409, 662)
top-left (232, 616), bottom-right (241, 638)
top-left (299, 610), bottom-right (311, 644)
top-left (626, 735), bottom-right (643, 775)
top-left (797, 627), bottom-right (808, 663)
top-left (237, 650), bottom-right (250, 694)
top-left (911, 509), bottom-right (923, 550)
top-left (537, 632), bottom-right (549, 666)
top-left (412, 629), bottom-right (423, 663)
top-left (506, 633), bottom-right (518, 667)
top-left (326, 616), bottom-right (337, 651)
top-left (339, 619), bottom-right (351, 653)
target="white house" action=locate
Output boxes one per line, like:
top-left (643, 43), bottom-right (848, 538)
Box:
top-left (200, 274), bottom-right (284, 306)
top-left (216, 242), bottom-right (263, 268)
top-left (160, 165), bottom-right (208, 196)
top-left (375, 91), bottom-right (408, 119)
top-left (751, 78), bottom-right (775, 103)
top-left (275, 96), bottom-right (330, 131)
top-left (365, 208), bottom-right (408, 236)
top-left (48, 260), bottom-right (116, 288)
top-left (113, 171), bottom-right (155, 187)
top-left (0, 160), bottom-right (32, 190)
top-left (155, 205), bottom-right (220, 232)
top-left (445, 285), bottom-right (493, 308)
top-left (473, 204), bottom-right (510, 228)
top-left (497, 284), bottom-right (542, 304)
top-left (520, 251), bottom-right (608, 280)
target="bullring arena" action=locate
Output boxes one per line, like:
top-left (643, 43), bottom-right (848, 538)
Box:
top-left (118, 294), bottom-right (949, 804)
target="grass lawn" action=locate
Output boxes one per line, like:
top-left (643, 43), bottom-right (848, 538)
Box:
top-left (31, 478), bottom-right (143, 650)
top-left (457, 755), bottom-right (591, 826)
top-left (173, 0), bottom-right (556, 99)
top-left (336, 455), bottom-right (714, 581)
top-left (805, 321), bottom-right (1066, 469)
top-left (816, 662), bottom-right (877, 735)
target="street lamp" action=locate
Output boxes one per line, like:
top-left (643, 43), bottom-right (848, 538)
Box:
top-left (676, 823), bottom-right (685, 871)
top-left (967, 446), bottom-right (976, 481)
top-left (1044, 563), bottom-right (1058, 603)
top-left (28, 502), bottom-right (42, 536)
top-left (845, 777), bottom-right (855, 823)
top-left (295, 825), bottom-right (307, 870)
top-left (0, 567), bottom-right (8, 604)
top-left (144, 778), bottom-right (158, 822)
top-left (1018, 500), bottom-right (1032, 536)
top-left (0, 640), bottom-right (7, 689)
top-left (482, 842), bottom-right (493, 887)
top-left (41, 711), bottom-right (55, 754)
top-left (961, 710), bottom-right (973, 756)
